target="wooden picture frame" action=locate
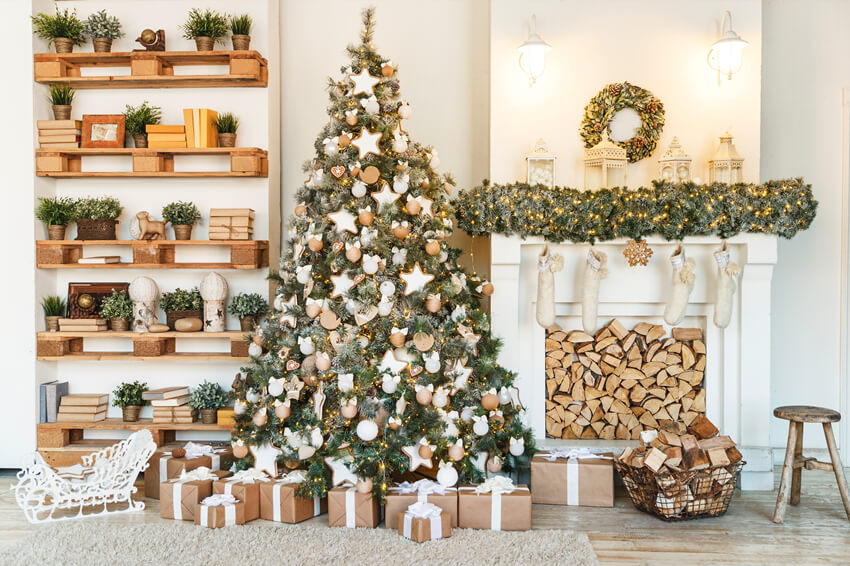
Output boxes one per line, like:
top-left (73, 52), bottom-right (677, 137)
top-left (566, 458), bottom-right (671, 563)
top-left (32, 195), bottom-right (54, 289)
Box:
top-left (81, 114), bottom-right (126, 148)
top-left (68, 282), bottom-right (130, 319)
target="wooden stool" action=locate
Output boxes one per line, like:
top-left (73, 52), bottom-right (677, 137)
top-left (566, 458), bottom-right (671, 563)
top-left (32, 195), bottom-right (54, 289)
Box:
top-left (772, 405), bottom-right (850, 523)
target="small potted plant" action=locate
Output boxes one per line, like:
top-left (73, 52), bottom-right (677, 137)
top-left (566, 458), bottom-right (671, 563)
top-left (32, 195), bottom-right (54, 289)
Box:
top-left (32, 8), bottom-right (85, 54)
top-left (124, 101), bottom-right (162, 149)
top-left (189, 380), bottom-right (228, 424)
top-left (74, 196), bottom-right (122, 240)
top-left (100, 289), bottom-right (133, 331)
top-left (48, 85), bottom-right (75, 121)
top-left (82, 9), bottom-right (124, 53)
top-left (42, 296), bottom-right (67, 331)
top-left (215, 112), bottom-right (239, 147)
top-left (35, 196), bottom-right (76, 240)
top-left (161, 287), bottom-right (203, 329)
top-left (228, 292), bottom-right (269, 331)
top-left (181, 8), bottom-right (228, 52)
top-left (162, 201), bottom-right (202, 240)
top-left (112, 380), bottom-right (148, 422)
top-left (230, 14), bottom-right (252, 50)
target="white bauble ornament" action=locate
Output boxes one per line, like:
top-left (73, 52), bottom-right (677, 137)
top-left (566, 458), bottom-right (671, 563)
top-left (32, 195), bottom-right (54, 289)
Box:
top-left (323, 137), bottom-right (338, 156)
top-left (432, 387), bottom-right (449, 408)
top-left (299, 337), bottom-right (315, 355)
top-left (436, 462), bottom-right (458, 487)
top-left (245, 389), bottom-right (260, 403)
top-left (363, 257), bottom-right (379, 275)
top-left (338, 373), bottom-right (354, 393)
top-left (509, 437), bottom-right (525, 457)
top-left (473, 420), bottom-right (488, 436)
top-left (382, 374), bottom-right (400, 394)
top-left (352, 180), bottom-right (367, 198)
top-left (429, 151), bottom-right (440, 168)
top-left (439, 251), bottom-right (449, 263)
top-left (345, 299), bottom-right (357, 314)
top-left (392, 138), bottom-right (408, 153)
top-left (460, 406), bottom-right (475, 422)
top-left (362, 95), bottom-right (379, 114)
top-left (451, 305), bottom-right (467, 322)
top-left (393, 173), bottom-right (409, 194)
top-left (268, 378), bottom-right (285, 398)
top-left (379, 281), bottom-right (396, 296)
top-left (498, 386), bottom-right (512, 405)
top-left (311, 428), bottom-right (324, 448)
top-left (424, 354), bottom-right (441, 374)
top-left (248, 342), bottom-right (263, 357)
top-left (234, 400), bottom-right (247, 415)
top-left (356, 419), bottom-right (379, 441)
top-left (487, 455), bottom-right (503, 473)
top-left (378, 297), bottom-right (393, 316)
top-left (398, 102), bottom-right (412, 119)
top-left (296, 265), bottom-right (312, 284)
top-left (392, 248), bottom-right (406, 265)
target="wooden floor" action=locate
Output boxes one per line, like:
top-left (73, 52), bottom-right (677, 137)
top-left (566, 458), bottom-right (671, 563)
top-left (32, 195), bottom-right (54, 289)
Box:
top-left (1, 467), bottom-right (848, 564)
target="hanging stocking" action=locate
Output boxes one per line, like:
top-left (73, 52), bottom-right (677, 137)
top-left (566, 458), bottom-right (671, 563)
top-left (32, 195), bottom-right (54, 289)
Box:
top-left (582, 247), bottom-right (608, 333)
top-left (713, 241), bottom-right (739, 328)
top-left (663, 245), bottom-right (696, 326)
top-left (536, 245), bottom-right (563, 329)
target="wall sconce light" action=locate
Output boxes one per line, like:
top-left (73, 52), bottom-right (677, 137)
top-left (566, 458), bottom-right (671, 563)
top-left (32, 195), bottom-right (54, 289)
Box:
top-left (707, 10), bottom-right (748, 80)
top-left (518, 15), bottom-right (551, 87)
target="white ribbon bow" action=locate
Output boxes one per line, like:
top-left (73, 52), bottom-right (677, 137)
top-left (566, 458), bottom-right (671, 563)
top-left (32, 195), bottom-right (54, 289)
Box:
top-left (415, 384), bottom-right (434, 393)
top-left (542, 448), bottom-right (613, 461)
top-left (179, 466), bottom-right (219, 482)
top-left (358, 205), bottom-right (372, 214)
top-left (338, 373), bottom-right (354, 393)
top-left (510, 437), bottom-right (525, 449)
top-left (277, 469), bottom-right (309, 485)
top-left (228, 468), bottom-right (270, 484)
top-left (405, 501), bottom-right (443, 519)
top-left (474, 475), bottom-right (518, 495)
top-left (392, 479), bottom-right (447, 496)
top-left (201, 493), bottom-right (239, 507)
top-left (391, 221), bottom-right (409, 229)
top-left (390, 327), bottom-right (408, 336)
top-left (183, 442), bottom-right (224, 460)
top-left (346, 241), bottom-right (361, 250)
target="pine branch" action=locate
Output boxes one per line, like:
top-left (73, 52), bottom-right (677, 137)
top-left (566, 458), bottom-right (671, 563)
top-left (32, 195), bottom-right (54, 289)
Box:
top-left (360, 6), bottom-right (376, 45)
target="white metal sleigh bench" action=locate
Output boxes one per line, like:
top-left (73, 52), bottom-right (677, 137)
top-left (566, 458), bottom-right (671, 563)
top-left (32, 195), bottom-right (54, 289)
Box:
top-left (13, 429), bottom-right (157, 523)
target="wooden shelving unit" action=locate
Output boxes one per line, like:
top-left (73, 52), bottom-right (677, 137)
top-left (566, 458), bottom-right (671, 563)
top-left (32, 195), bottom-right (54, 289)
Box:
top-left (36, 147), bottom-right (268, 178)
top-left (37, 330), bottom-right (250, 361)
top-left (33, 50), bottom-right (268, 89)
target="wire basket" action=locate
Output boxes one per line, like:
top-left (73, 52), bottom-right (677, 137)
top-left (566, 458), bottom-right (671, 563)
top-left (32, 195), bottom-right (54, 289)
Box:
top-left (616, 460), bottom-right (745, 521)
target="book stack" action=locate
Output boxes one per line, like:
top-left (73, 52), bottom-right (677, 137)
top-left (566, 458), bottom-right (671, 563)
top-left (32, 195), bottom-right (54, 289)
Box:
top-left (57, 394), bottom-right (108, 422)
top-left (209, 208), bottom-right (255, 240)
top-left (182, 108), bottom-right (218, 148)
top-left (146, 124), bottom-right (187, 149)
top-left (37, 120), bottom-right (81, 149)
top-left (77, 256), bottom-right (121, 264)
top-left (39, 380), bottom-right (69, 423)
top-left (144, 386), bottom-right (194, 423)
top-left (58, 318), bottom-right (106, 332)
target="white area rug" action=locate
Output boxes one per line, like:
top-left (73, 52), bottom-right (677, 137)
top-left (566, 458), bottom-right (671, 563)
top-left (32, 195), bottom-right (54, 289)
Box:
top-left (0, 521), bottom-right (598, 566)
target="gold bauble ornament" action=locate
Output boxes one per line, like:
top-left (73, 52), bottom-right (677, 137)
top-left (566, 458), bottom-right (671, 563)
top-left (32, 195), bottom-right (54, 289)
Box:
top-left (294, 203), bottom-right (307, 217)
top-left (253, 409), bottom-right (268, 427)
top-left (303, 373), bottom-right (318, 387)
top-left (392, 225), bottom-right (409, 239)
top-left (356, 477), bottom-right (373, 493)
top-left (358, 210), bottom-right (374, 226)
top-left (416, 388), bottom-right (433, 405)
top-left (418, 444), bottom-right (434, 459)
top-left (481, 393), bottom-right (499, 411)
top-left (232, 443), bottom-right (249, 459)
top-left (390, 332), bottom-right (406, 347)
top-left (275, 403), bottom-right (291, 419)
top-left (481, 282), bottom-right (495, 296)
top-left (308, 237), bottom-right (323, 252)
top-left (425, 240), bottom-right (440, 256)
top-left (339, 134), bottom-right (350, 147)
top-left (305, 303), bottom-right (321, 318)
top-left (388, 420), bottom-right (401, 430)
top-left (487, 456), bottom-right (503, 473)
top-left (346, 114), bottom-right (358, 126)
top-left (346, 246), bottom-right (362, 262)
top-left (381, 64), bottom-right (393, 78)
top-left (405, 199), bottom-right (421, 215)
top-left (341, 403), bottom-right (358, 419)
top-left (77, 294), bottom-right (94, 309)
top-left (448, 443), bottom-right (465, 461)
top-left (140, 29), bottom-right (157, 44)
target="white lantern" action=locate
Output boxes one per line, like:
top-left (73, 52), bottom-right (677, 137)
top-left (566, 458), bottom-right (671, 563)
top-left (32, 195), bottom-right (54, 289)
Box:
top-left (658, 137), bottom-right (692, 183)
top-left (526, 139), bottom-right (556, 188)
top-left (517, 14), bottom-right (551, 87)
top-left (707, 11), bottom-right (748, 81)
top-left (708, 132), bottom-right (744, 184)
top-left (583, 132), bottom-right (628, 190)
top-left (128, 276), bottom-right (159, 332)
top-left (200, 271), bottom-right (229, 332)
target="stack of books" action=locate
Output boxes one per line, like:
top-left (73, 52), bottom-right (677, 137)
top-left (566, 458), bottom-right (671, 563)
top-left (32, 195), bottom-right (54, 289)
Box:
top-left (146, 124), bottom-right (187, 149)
top-left (58, 318), bottom-right (106, 332)
top-left (39, 380), bottom-right (68, 423)
top-left (77, 256), bottom-right (121, 264)
top-left (37, 120), bottom-right (81, 149)
top-left (182, 108), bottom-right (218, 148)
top-left (144, 386), bottom-right (195, 423)
top-left (57, 394), bottom-right (108, 422)
top-left (209, 208), bottom-right (254, 240)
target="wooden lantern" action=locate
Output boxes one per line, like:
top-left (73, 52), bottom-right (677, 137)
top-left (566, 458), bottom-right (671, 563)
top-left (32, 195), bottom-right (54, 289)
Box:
top-left (708, 132), bottom-right (743, 184)
top-left (583, 132), bottom-right (627, 190)
top-left (526, 138), bottom-right (556, 188)
top-left (658, 137), bottom-right (692, 183)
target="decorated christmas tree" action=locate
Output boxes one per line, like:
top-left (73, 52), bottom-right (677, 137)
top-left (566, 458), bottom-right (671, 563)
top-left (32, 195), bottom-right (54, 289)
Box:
top-left (231, 8), bottom-right (533, 499)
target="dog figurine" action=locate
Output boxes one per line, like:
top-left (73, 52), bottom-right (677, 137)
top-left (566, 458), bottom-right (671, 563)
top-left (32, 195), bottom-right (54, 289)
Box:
top-left (136, 211), bottom-right (166, 240)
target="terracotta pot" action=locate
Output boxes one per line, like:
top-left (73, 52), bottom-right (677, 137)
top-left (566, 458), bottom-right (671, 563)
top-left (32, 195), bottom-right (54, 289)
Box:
top-left (52, 105), bottom-right (71, 121)
top-left (76, 218), bottom-right (118, 240)
top-left (231, 34), bottom-right (251, 50)
top-left (47, 225), bottom-right (66, 240)
top-left (239, 316), bottom-right (257, 331)
top-left (53, 38), bottom-right (74, 53)
top-left (122, 405), bottom-right (141, 422)
top-left (165, 309), bottom-right (203, 330)
top-left (133, 134), bottom-right (148, 148)
top-left (110, 317), bottom-right (129, 332)
top-left (200, 409), bottom-right (218, 424)
top-left (195, 36), bottom-right (214, 51)
top-left (45, 316), bottom-right (61, 332)
top-left (218, 133), bottom-right (237, 147)
top-left (173, 225), bottom-right (193, 240)
top-left (92, 38), bottom-right (113, 53)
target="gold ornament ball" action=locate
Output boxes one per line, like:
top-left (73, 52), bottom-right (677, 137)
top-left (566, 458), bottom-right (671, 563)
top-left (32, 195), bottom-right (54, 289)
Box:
top-left (358, 210), bottom-right (374, 226)
top-left (275, 403), bottom-right (291, 420)
top-left (305, 303), bottom-right (321, 318)
top-left (416, 388), bottom-right (433, 405)
top-left (294, 203), bottom-right (307, 217)
top-left (308, 237), bottom-right (323, 252)
top-left (140, 29), bottom-right (156, 44)
top-left (481, 282), bottom-right (495, 296)
top-left (356, 477), bottom-right (373, 493)
top-left (346, 114), bottom-right (358, 126)
top-left (77, 293), bottom-right (94, 309)
top-left (252, 334), bottom-right (263, 345)
top-left (381, 65), bottom-right (393, 78)
top-left (405, 199), bottom-right (421, 215)
top-left (425, 240), bottom-right (440, 256)
top-left (315, 355), bottom-right (331, 372)
top-left (390, 332), bottom-right (406, 347)
top-left (481, 393), bottom-right (499, 411)
top-left (491, 412), bottom-right (505, 424)
top-left (232, 444), bottom-right (249, 459)
top-left (360, 165), bottom-right (381, 185)
top-left (284, 459), bottom-right (300, 470)
top-left (418, 444), bottom-right (434, 459)
top-left (448, 443), bottom-right (464, 461)
top-left (339, 134), bottom-right (350, 147)
top-left (341, 403), bottom-right (358, 419)
top-left (426, 296), bottom-right (441, 313)
top-left (393, 225), bottom-right (409, 239)
top-left (346, 246), bottom-right (362, 263)
top-left (486, 456), bottom-right (503, 474)
top-left (388, 420), bottom-right (401, 430)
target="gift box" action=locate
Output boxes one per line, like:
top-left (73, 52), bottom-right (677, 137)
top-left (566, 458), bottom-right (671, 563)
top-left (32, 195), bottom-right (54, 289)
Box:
top-left (145, 443), bottom-right (233, 499)
top-left (385, 479), bottom-right (458, 529)
top-left (160, 468), bottom-right (230, 521)
top-left (194, 494), bottom-right (246, 528)
top-left (259, 471), bottom-right (328, 523)
top-left (398, 502), bottom-right (452, 543)
top-left (328, 486), bottom-right (381, 528)
top-left (530, 449), bottom-right (614, 507)
top-left (458, 478), bottom-right (532, 531)
top-left (213, 468), bottom-right (270, 522)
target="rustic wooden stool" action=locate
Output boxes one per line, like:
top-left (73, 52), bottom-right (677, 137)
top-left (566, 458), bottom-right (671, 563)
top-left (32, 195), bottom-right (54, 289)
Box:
top-left (772, 405), bottom-right (850, 523)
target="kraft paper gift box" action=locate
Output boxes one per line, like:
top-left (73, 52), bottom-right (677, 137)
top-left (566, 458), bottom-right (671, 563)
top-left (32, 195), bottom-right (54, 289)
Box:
top-left (213, 468), bottom-right (270, 522)
top-left (398, 502), bottom-right (452, 543)
top-left (457, 478), bottom-right (532, 531)
top-left (530, 449), bottom-right (614, 507)
top-left (194, 494), bottom-right (246, 528)
top-left (259, 471), bottom-right (328, 523)
top-left (159, 468), bottom-right (230, 521)
top-left (328, 486), bottom-right (381, 528)
top-left (146, 443), bottom-right (233, 499)
top-left (385, 479), bottom-right (458, 529)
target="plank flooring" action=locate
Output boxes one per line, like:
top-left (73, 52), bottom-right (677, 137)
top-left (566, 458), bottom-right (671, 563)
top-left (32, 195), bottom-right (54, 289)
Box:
top-left (0, 467), bottom-right (847, 564)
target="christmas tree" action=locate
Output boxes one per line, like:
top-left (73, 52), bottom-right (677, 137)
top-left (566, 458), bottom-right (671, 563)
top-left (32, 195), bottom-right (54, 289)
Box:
top-left (231, 8), bottom-right (533, 499)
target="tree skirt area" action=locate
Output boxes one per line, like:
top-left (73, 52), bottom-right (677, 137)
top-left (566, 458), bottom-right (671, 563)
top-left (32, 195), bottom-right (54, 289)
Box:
top-left (0, 522), bottom-right (599, 566)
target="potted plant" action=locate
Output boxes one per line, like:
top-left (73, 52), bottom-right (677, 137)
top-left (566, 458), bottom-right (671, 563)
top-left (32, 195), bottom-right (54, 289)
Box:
top-left (48, 85), bottom-right (75, 121)
top-left (42, 296), bottom-right (67, 331)
top-left (124, 101), bottom-right (162, 149)
top-left (228, 292), bottom-right (269, 331)
top-left (162, 201), bottom-right (202, 240)
top-left (82, 10), bottom-right (124, 53)
top-left (161, 287), bottom-right (203, 329)
top-left (74, 196), bottom-right (122, 240)
top-left (112, 380), bottom-right (148, 422)
top-left (100, 289), bottom-right (133, 331)
top-left (181, 8), bottom-right (228, 52)
top-left (189, 380), bottom-right (228, 424)
top-left (215, 112), bottom-right (239, 147)
top-left (35, 196), bottom-right (76, 240)
top-left (32, 8), bottom-right (85, 54)
top-left (230, 14), bottom-right (252, 50)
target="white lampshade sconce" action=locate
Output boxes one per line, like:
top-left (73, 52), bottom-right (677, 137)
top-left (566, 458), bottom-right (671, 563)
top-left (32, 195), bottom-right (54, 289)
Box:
top-left (707, 10), bottom-right (748, 80)
top-left (518, 15), bottom-right (551, 87)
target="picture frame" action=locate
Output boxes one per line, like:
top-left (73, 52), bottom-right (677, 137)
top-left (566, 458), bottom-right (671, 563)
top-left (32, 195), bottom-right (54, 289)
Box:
top-left (81, 114), bottom-right (126, 148)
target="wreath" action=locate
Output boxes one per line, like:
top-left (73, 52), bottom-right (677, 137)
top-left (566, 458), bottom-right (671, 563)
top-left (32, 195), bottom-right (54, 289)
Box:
top-left (580, 82), bottom-right (665, 163)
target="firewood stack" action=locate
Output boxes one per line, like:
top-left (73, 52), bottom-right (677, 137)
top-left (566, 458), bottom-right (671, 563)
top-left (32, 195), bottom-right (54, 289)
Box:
top-left (545, 319), bottom-right (707, 440)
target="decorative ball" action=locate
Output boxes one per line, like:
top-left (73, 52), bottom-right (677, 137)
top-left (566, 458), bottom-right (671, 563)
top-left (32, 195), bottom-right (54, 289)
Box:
top-left (498, 387), bottom-right (512, 405)
top-left (77, 293), bottom-right (94, 309)
top-left (302, 373), bottom-right (318, 387)
top-left (362, 257), bottom-right (379, 275)
top-left (351, 181), bottom-right (367, 198)
top-left (358, 210), bottom-right (374, 226)
top-left (473, 419), bottom-right (489, 436)
top-left (382, 375), bottom-right (399, 394)
top-left (393, 225), bottom-right (409, 239)
top-left (388, 419), bottom-right (401, 431)
top-left (425, 240), bottom-right (441, 256)
top-left (308, 237), bottom-right (323, 252)
top-left (481, 282), bottom-right (495, 296)
top-left (418, 444), bottom-right (434, 460)
top-left (298, 445), bottom-right (316, 460)
top-left (253, 410), bottom-right (268, 427)
top-left (301, 355), bottom-right (316, 374)
top-left (413, 332), bottom-right (434, 352)
top-left (509, 438), bottom-right (525, 457)
top-left (172, 447), bottom-right (186, 458)
top-left (294, 204), bottom-right (307, 217)
top-left (416, 388), bottom-right (433, 405)
top-left (460, 406), bottom-right (475, 422)
top-left (320, 310), bottom-right (341, 330)
top-left (252, 334), bottom-right (264, 345)
top-left (275, 403), bottom-right (291, 420)
top-left (356, 477), bottom-right (373, 493)
top-left (405, 199), bottom-right (421, 215)
top-left (350, 165), bottom-right (361, 177)
top-left (341, 402), bottom-right (358, 419)
top-left (245, 389), bottom-right (260, 403)
top-left (140, 29), bottom-right (157, 44)
top-left (360, 165), bottom-right (381, 185)
top-left (232, 443), bottom-right (248, 459)
top-left (432, 389), bottom-right (448, 408)
top-left (448, 443), bottom-right (465, 461)
top-left (268, 380), bottom-right (284, 398)
top-left (398, 103), bottom-right (412, 119)
top-left (377, 299), bottom-right (393, 316)
top-left (234, 401), bottom-right (247, 415)
top-left (426, 296), bottom-right (441, 313)
top-left (346, 114), bottom-right (358, 126)
top-left (339, 134), bottom-right (351, 147)
top-left (315, 354), bottom-right (331, 372)
top-left (481, 393), bottom-right (499, 411)
top-left (390, 332), bottom-right (406, 347)
top-left (392, 139), bottom-right (408, 154)
top-left (437, 464), bottom-right (459, 487)
top-left (248, 342), bottom-right (263, 357)
top-left (346, 246), bottom-right (362, 263)
top-left (487, 455), bottom-right (503, 473)
top-left (490, 412), bottom-right (505, 424)
top-left (381, 64), bottom-right (393, 77)
top-left (356, 419), bottom-right (379, 441)
top-left (305, 303), bottom-right (321, 319)
top-left (379, 281), bottom-right (395, 296)
top-left (299, 339), bottom-right (315, 356)
top-left (424, 358), bottom-right (441, 374)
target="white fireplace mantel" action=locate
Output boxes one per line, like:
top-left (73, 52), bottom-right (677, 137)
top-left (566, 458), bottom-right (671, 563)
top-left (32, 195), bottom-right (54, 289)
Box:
top-left (490, 233), bottom-right (777, 490)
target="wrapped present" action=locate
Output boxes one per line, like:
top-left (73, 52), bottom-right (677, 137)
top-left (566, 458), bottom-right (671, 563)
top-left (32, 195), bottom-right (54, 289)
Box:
top-left (385, 479), bottom-right (458, 529)
top-left (194, 494), bottom-right (246, 528)
top-left (530, 449), bottom-right (614, 507)
top-left (259, 470), bottom-right (328, 523)
top-left (458, 477), bottom-right (532, 531)
top-left (160, 467), bottom-right (229, 521)
top-left (328, 486), bottom-right (381, 528)
top-left (213, 468), bottom-right (269, 522)
top-left (398, 501), bottom-right (452, 543)
top-left (146, 442), bottom-right (233, 499)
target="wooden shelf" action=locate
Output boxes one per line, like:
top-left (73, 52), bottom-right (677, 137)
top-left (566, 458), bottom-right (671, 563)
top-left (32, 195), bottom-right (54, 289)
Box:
top-left (34, 50), bottom-right (268, 88)
top-left (37, 330), bottom-right (250, 361)
top-left (37, 239), bottom-right (269, 269)
top-left (36, 147), bottom-right (268, 178)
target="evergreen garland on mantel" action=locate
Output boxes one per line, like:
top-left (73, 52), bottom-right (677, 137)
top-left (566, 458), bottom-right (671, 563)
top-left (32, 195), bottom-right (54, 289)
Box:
top-left (453, 178), bottom-right (817, 244)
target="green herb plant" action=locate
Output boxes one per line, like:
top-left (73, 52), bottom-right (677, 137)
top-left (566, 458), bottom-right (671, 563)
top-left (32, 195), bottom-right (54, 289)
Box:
top-left (228, 293), bottom-right (269, 319)
top-left (112, 380), bottom-right (149, 408)
top-left (214, 112), bottom-right (239, 134)
top-left (189, 381), bottom-right (228, 410)
top-left (100, 290), bottom-right (132, 321)
top-left (161, 287), bottom-right (202, 312)
top-left (32, 8), bottom-right (85, 46)
top-left (181, 9), bottom-right (229, 43)
top-left (124, 101), bottom-right (162, 137)
top-left (74, 196), bottom-right (122, 219)
top-left (35, 196), bottom-right (76, 226)
top-left (230, 14), bottom-right (252, 36)
top-left (41, 296), bottom-right (67, 317)
top-left (48, 85), bottom-right (75, 106)
top-left (161, 201), bottom-right (202, 226)
top-left (82, 10), bottom-right (124, 39)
